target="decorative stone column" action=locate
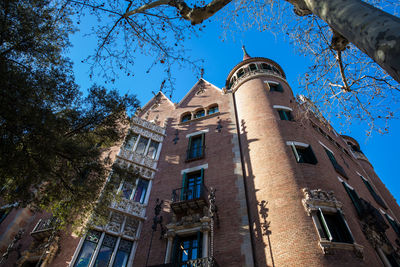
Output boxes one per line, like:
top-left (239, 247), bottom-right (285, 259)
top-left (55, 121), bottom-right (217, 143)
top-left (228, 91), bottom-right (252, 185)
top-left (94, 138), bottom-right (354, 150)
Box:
top-left (200, 216), bottom-right (211, 258)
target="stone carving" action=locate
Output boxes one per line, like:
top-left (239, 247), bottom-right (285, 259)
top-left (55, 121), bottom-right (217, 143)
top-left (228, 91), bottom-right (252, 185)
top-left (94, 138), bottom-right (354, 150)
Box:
top-left (107, 212), bottom-right (124, 233)
top-left (118, 149), bottom-right (157, 170)
top-left (123, 217), bottom-right (140, 238)
top-left (111, 199), bottom-right (145, 218)
top-left (131, 117), bottom-right (165, 135)
top-left (302, 188), bottom-right (343, 215)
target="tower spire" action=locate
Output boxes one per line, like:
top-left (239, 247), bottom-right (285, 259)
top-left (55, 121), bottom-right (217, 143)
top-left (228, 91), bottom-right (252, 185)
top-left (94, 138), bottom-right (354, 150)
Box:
top-left (242, 45), bottom-right (251, 60)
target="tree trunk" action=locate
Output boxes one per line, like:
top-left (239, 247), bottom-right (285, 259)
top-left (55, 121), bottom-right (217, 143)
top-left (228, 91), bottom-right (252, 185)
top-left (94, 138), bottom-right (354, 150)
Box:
top-left (301, 0), bottom-right (400, 83)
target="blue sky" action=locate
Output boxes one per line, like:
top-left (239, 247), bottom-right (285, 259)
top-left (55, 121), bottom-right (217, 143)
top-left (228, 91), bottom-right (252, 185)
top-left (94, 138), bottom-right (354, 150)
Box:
top-left (67, 14), bottom-right (400, 205)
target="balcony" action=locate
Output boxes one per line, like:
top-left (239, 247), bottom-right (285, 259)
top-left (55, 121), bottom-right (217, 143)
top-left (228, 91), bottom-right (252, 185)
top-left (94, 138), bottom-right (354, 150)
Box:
top-left (31, 217), bottom-right (57, 240)
top-left (149, 257), bottom-right (219, 267)
top-left (110, 198), bottom-right (146, 218)
top-left (171, 184), bottom-right (208, 214)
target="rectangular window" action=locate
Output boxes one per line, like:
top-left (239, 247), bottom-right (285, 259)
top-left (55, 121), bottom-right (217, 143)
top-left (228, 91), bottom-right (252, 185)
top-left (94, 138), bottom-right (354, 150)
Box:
top-left (269, 83), bottom-right (283, 92)
top-left (146, 140), bottom-right (159, 159)
top-left (290, 144), bottom-right (318, 164)
top-left (121, 181), bottom-right (134, 200)
top-left (133, 179), bottom-right (149, 204)
top-left (74, 230), bottom-right (102, 267)
top-left (324, 148), bottom-right (347, 178)
top-left (187, 134), bottom-right (205, 161)
top-left (278, 110), bottom-right (293, 121)
top-left (181, 169), bottom-right (204, 201)
top-left (135, 136), bottom-right (149, 155)
top-left (317, 209), bottom-right (354, 244)
top-left (172, 233), bottom-right (202, 265)
top-left (360, 176), bottom-right (387, 209)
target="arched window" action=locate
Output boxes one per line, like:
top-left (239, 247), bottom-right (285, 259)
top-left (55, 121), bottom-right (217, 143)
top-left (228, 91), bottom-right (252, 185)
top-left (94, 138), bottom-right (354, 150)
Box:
top-left (272, 66), bottom-right (280, 75)
top-left (237, 68), bottom-right (245, 78)
top-left (207, 105), bottom-right (219, 115)
top-left (249, 64), bottom-right (257, 71)
top-left (261, 63), bottom-right (272, 70)
top-left (181, 113), bottom-right (191, 123)
top-left (194, 109), bottom-right (205, 118)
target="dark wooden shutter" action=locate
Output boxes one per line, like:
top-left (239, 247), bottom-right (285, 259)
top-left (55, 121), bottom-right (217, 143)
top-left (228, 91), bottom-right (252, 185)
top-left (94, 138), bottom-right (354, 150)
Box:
top-left (342, 182), bottom-right (362, 216)
top-left (306, 145), bottom-right (318, 164)
top-left (171, 236), bottom-right (180, 263)
top-left (201, 133), bottom-right (205, 157)
top-left (197, 231), bottom-right (203, 259)
top-left (187, 136), bottom-right (193, 160)
top-left (318, 209), bottom-right (333, 241)
top-left (277, 83), bottom-right (284, 92)
top-left (181, 172), bottom-right (187, 200)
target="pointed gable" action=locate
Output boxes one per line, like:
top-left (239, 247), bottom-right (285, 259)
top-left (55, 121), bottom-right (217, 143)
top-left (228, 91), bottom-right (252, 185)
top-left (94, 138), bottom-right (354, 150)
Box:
top-left (177, 79), bottom-right (222, 109)
top-left (138, 91), bottom-right (175, 126)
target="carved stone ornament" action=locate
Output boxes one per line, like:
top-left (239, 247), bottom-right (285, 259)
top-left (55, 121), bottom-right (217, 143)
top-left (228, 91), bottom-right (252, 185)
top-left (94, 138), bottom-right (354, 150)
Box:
top-left (107, 212), bottom-right (124, 233)
top-left (123, 217), bottom-right (140, 238)
top-left (131, 116), bottom-right (165, 135)
top-left (302, 188), bottom-right (343, 215)
top-left (319, 240), bottom-right (364, 258)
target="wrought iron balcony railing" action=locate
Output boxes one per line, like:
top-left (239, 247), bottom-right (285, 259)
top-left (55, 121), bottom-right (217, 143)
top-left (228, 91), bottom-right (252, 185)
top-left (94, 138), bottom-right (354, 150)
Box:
top-left (31, 217), bottom-right (57, 240)
top-left (170, 184), bottom-right (208, 213)
top-left (149, 257), bottom-right (219, 267)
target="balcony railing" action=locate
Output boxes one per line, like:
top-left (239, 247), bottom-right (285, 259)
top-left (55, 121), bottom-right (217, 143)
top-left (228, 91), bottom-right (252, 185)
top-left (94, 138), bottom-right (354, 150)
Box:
top-left (149, 257), bottom-right (219, 267)
top-left (171, 184), bottom-right (208, 213)
top-left (31, 217), bottom-right (57, 240)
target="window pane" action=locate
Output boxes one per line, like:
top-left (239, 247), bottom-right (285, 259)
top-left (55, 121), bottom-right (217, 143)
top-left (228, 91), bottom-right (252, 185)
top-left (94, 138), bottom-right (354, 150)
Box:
top-left (74, 230), bottom-right (102, 267)
top-left (188, 135), bottom-right (204, 160)
top-left (93, 235), bottom-right (117, 267)
top-left (181, 114), bottom-right (191, 122)
top-left (113, 239), bottom-right (133, 267)
top-left (208, 106), bottom-right (219, 115)
top-left (146, 140), bottom-right (159, 159)
top-left (135, 137), bottom-right (149, 155)
top-left (124, 133), bottom-right (138, 151)
top-left (121, 182), bottom-right (134, 199)
top-left (324, 213), bottom-right (353, 243)
top-left (133, 179), bottom-right (149, 204)
top-left (194, 110), bottom-right (205, 118)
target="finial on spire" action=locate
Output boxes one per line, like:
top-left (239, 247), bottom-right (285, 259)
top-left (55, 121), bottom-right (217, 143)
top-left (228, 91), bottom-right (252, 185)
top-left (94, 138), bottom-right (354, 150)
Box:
top-left (242, 45), bottom-right (251, 60)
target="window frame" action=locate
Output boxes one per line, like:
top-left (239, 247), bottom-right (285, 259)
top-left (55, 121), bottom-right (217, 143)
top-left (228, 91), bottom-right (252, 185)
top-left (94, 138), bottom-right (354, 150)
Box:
top-left (359, 175), bottom-right (387, 209)
top-left (266, 81), bottom-right (283, 92)
top-left (287, 141), bottom-right (318, 165)
top-left (186, 133), bottom-right (205, 161)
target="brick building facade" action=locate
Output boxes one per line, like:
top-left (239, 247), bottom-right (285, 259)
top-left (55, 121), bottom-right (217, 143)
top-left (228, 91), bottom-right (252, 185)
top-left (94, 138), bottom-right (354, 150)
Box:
top-left (1, 50), bottom-right (400, 267)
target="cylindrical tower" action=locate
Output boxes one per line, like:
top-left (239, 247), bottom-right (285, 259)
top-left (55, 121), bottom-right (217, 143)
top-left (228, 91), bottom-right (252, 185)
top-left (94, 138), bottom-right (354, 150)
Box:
top-left (226, 48), bottom-right (328, 266)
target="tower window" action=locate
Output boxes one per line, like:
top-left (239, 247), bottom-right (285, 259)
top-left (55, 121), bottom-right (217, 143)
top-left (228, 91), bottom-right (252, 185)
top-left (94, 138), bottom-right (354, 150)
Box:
top-left (237, 68), bottom-right (245, 78)
top-left (181, 113), bottom-right (191, 123)
top-left (187, 133), bottom-right (205, 161)
top-left (268, 82), bottom-right (283, 92)
top-left (249, 63), bottom-right (257, 71)
top-left (260, 63), bottom-right (272, 70)
top-left (287, 142), bottom-right (318, 164)
top-left (278, 110), bottom-right (293, 121)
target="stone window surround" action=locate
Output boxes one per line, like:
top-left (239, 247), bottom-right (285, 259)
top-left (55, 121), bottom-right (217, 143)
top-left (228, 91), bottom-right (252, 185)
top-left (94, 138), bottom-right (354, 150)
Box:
top-left (180, 164), bottom-right (208, 175)
top-left (272, 105), bottom-right (292, 111)
top-left (319, 141), bottom-right (334, 154)
top-left (302, 188), bottom-right (364, 258)
top-left (124, 133), bottom-right (162, 162)
top-left (164, 218), bottom-right (211, 264)
top-left (186, 129), bottom-right (209, 138)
